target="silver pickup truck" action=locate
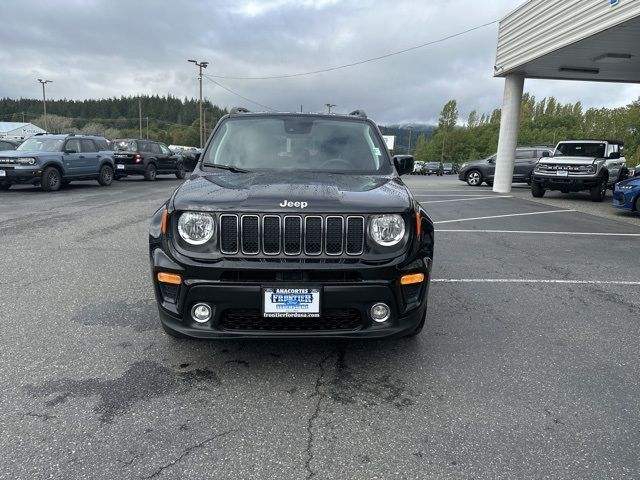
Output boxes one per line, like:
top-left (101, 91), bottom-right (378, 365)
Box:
top-left (531, 140), bottom-right (626, 202)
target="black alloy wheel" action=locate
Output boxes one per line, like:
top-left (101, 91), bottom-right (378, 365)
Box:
top-left (98, 165), bottom-right (114, 186)
top-left (41, 167), bottom-right (61, 192)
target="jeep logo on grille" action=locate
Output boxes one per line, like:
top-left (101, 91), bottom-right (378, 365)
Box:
top-left (279, 200), bottom-right (308, 209)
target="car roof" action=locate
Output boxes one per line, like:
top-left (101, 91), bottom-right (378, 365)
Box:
top-left (32, 134), bottom-right (106, 140)
top-left (557, 139), bottom-right (624, 145)
top-left (225, 110), bottom-right (373, 123)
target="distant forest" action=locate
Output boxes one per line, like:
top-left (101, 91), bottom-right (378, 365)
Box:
top-left (1, 94), bottom-right (638, 165)
top-left (0, 95), bottom-right (227, 146)
top-left (414, 94), bottom-right (640, 165)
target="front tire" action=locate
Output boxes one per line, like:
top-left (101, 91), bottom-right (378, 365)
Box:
top-left (98, 164), bottom-right (114, 186)
top-left (175, 162), bottom-right (186, 179)
top-left (144, 164), bottom-right (157, 181)
top-left (590, 176), bottom-right (608, 202)
top-left (465, 169), bottom-right (482, 186)
top-left (531, 181), bottom-right (545, 198)
top-left (41, 167), bottom-right (62, 192)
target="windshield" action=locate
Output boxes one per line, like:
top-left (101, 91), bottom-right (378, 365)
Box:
top-left (17, 137), bottom-right (64, 152)
top-left (114, 139), bottom-right (138, 152)
top-left (556, 142), bottom-right (605, 157)
top-left (426, 162), bottom-right (440, 167)
top-left (443, 163), bottom-right (453, 168)
top-left (203, 116), bottom-right (392, 174)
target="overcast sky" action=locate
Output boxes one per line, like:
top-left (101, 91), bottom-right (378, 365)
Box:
top-left (1, 0), bottom-right (638, 125)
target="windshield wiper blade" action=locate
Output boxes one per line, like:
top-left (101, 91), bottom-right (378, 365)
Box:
top-left (206, 164), bottom-right (251, 173)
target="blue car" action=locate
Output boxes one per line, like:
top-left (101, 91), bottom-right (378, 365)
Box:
top-left (613, 176), bottom-right (640, 212)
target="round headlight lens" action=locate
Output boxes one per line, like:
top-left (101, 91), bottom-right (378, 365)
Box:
top-left (369, 214), bottom-right (405, 247)
top-left (178, 212), bottom-right (215, 245)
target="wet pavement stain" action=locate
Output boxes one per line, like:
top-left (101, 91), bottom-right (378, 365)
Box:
top-left (74, 300), bottom-right (158, 331)
top-left (24, 360), bottom-right (220, 424)
top-left (328, 350), bottom-right (418, 410)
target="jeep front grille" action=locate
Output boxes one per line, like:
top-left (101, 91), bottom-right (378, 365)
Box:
top-left (219, 214), bottom-right (365, 257)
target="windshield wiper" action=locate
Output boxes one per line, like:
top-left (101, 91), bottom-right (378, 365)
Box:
top-left (205, 164), bottom-right (252, 173)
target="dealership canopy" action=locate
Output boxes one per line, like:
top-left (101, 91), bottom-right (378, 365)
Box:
top-left (492, 0), bottom-right (640, 192)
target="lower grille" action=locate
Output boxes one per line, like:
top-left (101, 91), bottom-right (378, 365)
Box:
top-left (220, 308), bottom-right (362, 331)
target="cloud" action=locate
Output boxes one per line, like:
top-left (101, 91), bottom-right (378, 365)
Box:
top-left (0, 0), bottom-right (637, 125)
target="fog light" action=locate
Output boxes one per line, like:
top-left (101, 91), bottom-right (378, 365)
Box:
top-left (370, 303), bottom-right (391, 323)
top-left (191, 303), bottom-right (212, 323)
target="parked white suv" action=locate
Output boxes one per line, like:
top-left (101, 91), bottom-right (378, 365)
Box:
top-left (531, 140), bottom-right (626, 202)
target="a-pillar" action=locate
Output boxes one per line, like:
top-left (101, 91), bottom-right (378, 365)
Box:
top-left (493, 73), bottom-right (525, 193)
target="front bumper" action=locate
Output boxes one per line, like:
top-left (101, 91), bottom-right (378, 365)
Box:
top-left (151, 249), bottom-right (431, 339)
top-left (532, 173), bottom-right (599, 191)
top-left (0, 167), bottom-right (42, 185)
top-left (613, 190), bottom-right (639, 210)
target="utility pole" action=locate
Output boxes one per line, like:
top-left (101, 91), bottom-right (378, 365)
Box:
top-left (37, 79), bottom-right (52, 132)
top-left (407, 128), bottom-right (413, 154)
top-left (325, 103), bottom-right (336, 114)
top-left (139, 98), bottom-right (142, 138)
top-left (441, 130), bottom-right (446, 162)
top-left (203, 109), bottom-right (207, 140)
top-left (146, 117), bottom-right (149, 139)
top-left (188, 59), bottom-right (209, 148)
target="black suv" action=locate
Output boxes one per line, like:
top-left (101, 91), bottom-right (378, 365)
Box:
top-left (149, 109), bottom-right (435, 339)
top-left (0, 134), bottom-right (114, 191)
top-left (113, 139), bottom-right (186, 181)
top-left (0, 139), bottom-right (21, 151)
top-left (458, 146), bottom-right (554, 186)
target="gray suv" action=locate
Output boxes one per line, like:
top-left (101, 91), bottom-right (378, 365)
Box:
top-left (0, 134), bottom-right (115, 191)
top-left (458, 146), bottom-right (554, 186)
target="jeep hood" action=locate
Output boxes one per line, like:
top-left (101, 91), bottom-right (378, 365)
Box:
top-left (538, 156), bottom-right (597, 165)
top-left (171, 171), bottom-right (412, 214)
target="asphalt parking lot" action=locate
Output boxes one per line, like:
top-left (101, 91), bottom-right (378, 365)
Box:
top-left (1, 175), bottom-right (639, 479)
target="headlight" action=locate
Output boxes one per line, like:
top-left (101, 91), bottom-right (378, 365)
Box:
top-left (618, 184), bottom-right (634, 191)
top-left (178, 212), bottom-right (215, 245)
top-left (369, 214), bottom-right (405, 247)
top-left (15, 157), bottom-right (36, 165)
top-left (460, 163), bottom-right (468, 170)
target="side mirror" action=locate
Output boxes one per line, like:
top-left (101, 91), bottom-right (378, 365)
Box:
top-left (393, 155), bottom-right (414, 176)
top-left (609, 152), bottom-right (621, 159)
top-left (542, 151), bottom-right (551, 157)
top-left (487, 158), bottom-right (495, 164)
top-left (64, 149), bottom-right (77, 154)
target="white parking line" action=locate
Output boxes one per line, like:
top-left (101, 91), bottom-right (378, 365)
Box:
top-left (435, 229), bottom-right (640, 237)
top-left (414, 194), bottom-right (506, 197)
top-left (433, 209), bottom-right (576, 224)
top-left (432, 279), bottom-right (640, 286)
top-left (420, 196), bottom-right (512, 204)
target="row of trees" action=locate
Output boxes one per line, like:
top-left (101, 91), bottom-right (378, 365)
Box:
top-left (0, 95), bottom-right (227, 146)
top-left (414, 94), bottom-right (640, 165)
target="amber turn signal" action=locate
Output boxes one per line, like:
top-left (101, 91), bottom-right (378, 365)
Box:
top-left (161, 209), bottom-right (168, 234)
top-left (400, 273), bottom-right (425, 285)
top-left (157, 272), bottom-right (182, 285)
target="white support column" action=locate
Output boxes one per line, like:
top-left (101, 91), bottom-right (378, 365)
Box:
top-left (493, 74), bottom-right (524, 193)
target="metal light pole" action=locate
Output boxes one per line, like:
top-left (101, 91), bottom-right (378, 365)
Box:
top-left (37, 79), bottom-right (52, 132)
top-left (325, 103), bottom-right (336, 114)
top-left (188, 59), bottom-right (209, 148)
top-left (407, 128), bottom-right (413, 154)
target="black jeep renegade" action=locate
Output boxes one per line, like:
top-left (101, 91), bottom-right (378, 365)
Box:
top-left (149, 109), bottom-right (434, 339)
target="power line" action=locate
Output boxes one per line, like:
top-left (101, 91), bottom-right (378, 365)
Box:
top-left (208, 20), bottom-right (498, 80)
top-left (202, 75), bottom-right (278, 111)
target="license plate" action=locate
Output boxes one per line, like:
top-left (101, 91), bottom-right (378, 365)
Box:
top-left (556, 170), bottom-right (568, 177)
top-left (263, 288), bottom-right (320, 318)
top-left (0, 170), bottom-right (5, 177)
top-left (117, 164), bottom-right (125, 170)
